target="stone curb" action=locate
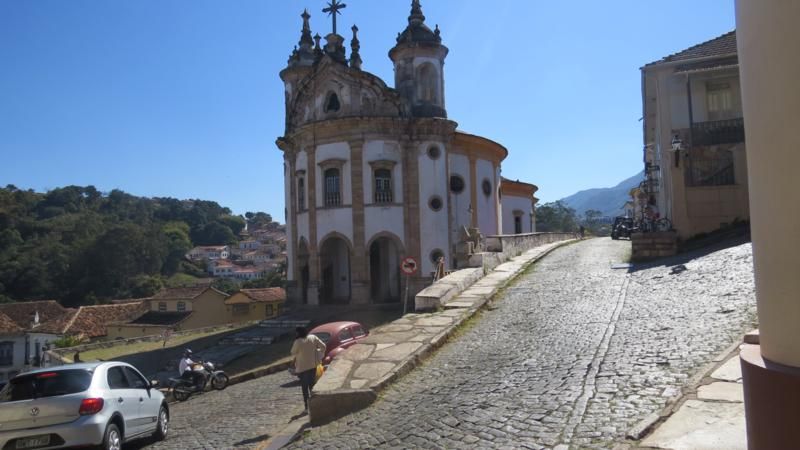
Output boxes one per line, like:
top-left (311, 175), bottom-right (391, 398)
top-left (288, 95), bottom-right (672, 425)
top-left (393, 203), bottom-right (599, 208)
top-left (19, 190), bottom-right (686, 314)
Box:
top-left (626, 336), bottom-right (746, 444)
top-left (305, 239), bottom-right (579, 429)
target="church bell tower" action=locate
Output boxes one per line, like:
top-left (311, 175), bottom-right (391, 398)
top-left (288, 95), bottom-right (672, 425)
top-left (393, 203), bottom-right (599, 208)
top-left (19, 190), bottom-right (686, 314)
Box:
top-left (389, 0), bottom-right (449, 118)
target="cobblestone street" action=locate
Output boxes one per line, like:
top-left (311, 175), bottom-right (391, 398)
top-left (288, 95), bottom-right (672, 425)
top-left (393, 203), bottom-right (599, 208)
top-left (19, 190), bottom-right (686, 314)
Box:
top-left (132, 369), bottom-right (304, 450)
top-left (289, 238), bottom-right (757, 449)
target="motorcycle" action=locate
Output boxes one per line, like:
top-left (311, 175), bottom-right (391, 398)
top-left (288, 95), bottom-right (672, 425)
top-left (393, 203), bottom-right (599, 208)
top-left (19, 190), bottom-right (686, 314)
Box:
top-left (170, 361), bottom-right (229, 401)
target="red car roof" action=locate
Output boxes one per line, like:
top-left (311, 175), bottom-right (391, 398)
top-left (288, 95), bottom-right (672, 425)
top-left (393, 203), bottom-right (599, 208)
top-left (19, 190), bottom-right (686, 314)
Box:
top-left (309, 321), bottom-right (363, 334)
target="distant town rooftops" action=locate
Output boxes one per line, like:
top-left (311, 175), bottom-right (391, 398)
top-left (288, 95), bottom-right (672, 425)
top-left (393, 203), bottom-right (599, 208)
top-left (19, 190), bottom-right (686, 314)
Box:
top-left (0, 300), bottom-right (69, 331)
top-left (0, 311), bottom-right (23, 335)
top-left (646, 30), bottom-right (737, 67)
top-left (151, 285), bottom-right (215, 300)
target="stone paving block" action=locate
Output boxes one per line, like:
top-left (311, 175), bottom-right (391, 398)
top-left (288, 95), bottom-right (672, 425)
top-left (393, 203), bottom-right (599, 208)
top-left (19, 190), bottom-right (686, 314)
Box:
top-left (711, 356), bottom-right (742, 382)
top-left (373, 342), bottom-right (423, 361)
top-left (415, 316), bottom-right (454, 327)
top-left (340, 344), bottom-right (375, 362)
top-left (315, 359), bottom-right (354, 392)
top-left (354, 362), bottom-right (396, 380)
top-left (640, 400), bottom-right (746, 450)
top-left (697, 382), bottom-right (744, 402)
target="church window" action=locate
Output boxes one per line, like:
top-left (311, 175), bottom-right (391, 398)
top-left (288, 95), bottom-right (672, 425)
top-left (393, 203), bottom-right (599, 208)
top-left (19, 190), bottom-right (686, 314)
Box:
top-left (706, 81), bottom-right (735, 120)
top-left (449, 175), bottom-right (465, 194)
top-left (428, 196), bottom-right (443, 211)
top-left (417, 63), bottom-right (438, 104)
top-left (430, 249), bottom-right (445, 265)
top-left (427, 145), bottom-right (441, 160)
top-left (513, 211), bottom-right (524, 234)
top-left (482, 179), bottom-right (492, 197)
top-left (374, 169), bottom-right (393, 203)
top-left (324, 168), bottom-right (342, 206)
top-left (298, 177), bottom-right (306, 211)
top-left (324, 92), bottom-right (341, 113)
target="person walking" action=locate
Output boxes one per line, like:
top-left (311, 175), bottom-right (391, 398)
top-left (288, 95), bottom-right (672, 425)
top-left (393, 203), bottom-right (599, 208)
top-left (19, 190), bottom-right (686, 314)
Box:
top-left (291, 327), bottom-right (326, 413)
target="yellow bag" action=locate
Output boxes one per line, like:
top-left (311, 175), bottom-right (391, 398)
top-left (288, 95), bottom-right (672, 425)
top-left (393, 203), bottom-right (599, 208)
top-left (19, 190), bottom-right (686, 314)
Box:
top-left (315, 363), bottom-right (325, 381)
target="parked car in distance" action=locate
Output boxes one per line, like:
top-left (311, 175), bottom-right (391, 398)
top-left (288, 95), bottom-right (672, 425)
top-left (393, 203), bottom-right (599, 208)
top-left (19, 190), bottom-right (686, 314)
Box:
top-left (0, 362), bottom-right (169, 450)
top-left (310, 321), bottom-right (370, 366)
top-left (611, 216), bottom-right (635, 240)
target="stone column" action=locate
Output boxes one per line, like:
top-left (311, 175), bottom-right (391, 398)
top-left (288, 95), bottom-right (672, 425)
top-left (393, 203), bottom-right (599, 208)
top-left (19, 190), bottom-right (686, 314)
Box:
top-left (306, 145), bottom-right (320, 306)
top-left (349, 140), bottom-right (370, 304)
top-left (402, 140), bottom-right (425, 296)
top-left (469, 155), bottom-right (478, 228)
top-left (736, 1), bottom-right (800, 448)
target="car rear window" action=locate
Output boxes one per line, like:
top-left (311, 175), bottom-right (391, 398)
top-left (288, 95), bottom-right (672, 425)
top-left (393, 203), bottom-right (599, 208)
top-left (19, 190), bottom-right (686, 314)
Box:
top-left (312, 332), bottom-right (331, 344)
top-left (352, 326), bottom-right (366, 337)
top-left (0, 370), bottom-right (93, 402)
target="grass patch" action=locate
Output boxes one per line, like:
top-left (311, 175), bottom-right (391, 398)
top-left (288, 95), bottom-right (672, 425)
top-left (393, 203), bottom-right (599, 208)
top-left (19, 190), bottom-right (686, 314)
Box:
top-left (77, 326), bottom-right (248, 362)
top-left (165, 273), bottom-right (203, 288)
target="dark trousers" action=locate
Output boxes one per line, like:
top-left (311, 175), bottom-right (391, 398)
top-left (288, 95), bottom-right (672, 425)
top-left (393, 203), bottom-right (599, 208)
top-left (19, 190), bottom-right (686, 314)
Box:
top-left (298, 368), bottom-right (316, 408)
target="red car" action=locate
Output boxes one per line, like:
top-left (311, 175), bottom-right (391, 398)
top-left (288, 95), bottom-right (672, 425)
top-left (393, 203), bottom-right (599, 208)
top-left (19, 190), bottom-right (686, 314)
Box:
top-left (310, 321), bottom-right (369, 365)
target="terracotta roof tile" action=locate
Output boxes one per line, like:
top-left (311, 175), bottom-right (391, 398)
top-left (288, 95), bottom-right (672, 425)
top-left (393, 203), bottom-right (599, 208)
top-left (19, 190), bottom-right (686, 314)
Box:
top-left (226, 288), bottom-right (285, 305)
top-left (647, 30), bottom-right (737, 67)
top-left (0, 311), bottom-right (23, 335)
top-left (152, 286), bottom-right (210, 300)
top-left (63, 302), bottom-right (149, 338)
top-left (0, 300), bottom-right (69, 330)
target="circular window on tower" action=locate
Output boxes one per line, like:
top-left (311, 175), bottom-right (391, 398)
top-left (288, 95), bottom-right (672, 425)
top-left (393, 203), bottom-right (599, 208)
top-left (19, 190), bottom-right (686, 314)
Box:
top-left (430, 249), bottom-right (445, 265)
top-left (449, 175), bottom-right (465, 194)
top-left (427, 145), bottom-right (441, 160)
top-left (428, 196), bottom-right (443, 211)
top-left (482, 179), bottom-right (492, 197)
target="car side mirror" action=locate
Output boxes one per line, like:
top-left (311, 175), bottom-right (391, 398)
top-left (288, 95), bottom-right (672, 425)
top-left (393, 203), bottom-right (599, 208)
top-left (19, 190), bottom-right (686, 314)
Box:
top-left (150, 380), bottom-right (159, 388)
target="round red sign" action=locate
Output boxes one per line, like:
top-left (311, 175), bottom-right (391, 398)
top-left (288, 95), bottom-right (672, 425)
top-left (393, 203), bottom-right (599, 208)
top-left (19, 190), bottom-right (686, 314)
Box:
top-left (400, 257), bottom-right (418, 275)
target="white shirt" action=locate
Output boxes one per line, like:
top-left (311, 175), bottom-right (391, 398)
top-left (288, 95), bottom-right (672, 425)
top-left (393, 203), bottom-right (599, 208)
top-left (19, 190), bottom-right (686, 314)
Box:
top-left (291, 336), bottom-right (326, 373)
top-left (179, 357), bottom-right (195, 375)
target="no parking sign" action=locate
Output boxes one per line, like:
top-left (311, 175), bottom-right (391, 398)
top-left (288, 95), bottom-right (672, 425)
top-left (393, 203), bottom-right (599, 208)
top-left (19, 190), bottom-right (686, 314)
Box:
top-left (401, 257), bottom-right (418, 276)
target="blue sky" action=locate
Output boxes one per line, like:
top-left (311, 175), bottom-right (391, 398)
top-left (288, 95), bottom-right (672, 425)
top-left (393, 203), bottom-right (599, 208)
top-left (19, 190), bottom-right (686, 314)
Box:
top-left (0, 0), bottom-right (735, 219)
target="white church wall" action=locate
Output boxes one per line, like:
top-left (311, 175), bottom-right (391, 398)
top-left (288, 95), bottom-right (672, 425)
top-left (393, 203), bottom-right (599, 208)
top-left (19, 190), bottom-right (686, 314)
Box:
top-left (476, 159), bottom-right (499, 235)
top-left (501, 195), bottom-right (533, 234)
top-left (315, 142), bottom-right (352, 207)
top-left (284, 162), bottom-right (294, 281)
top-left (364, 206), bottom-right (405, 249)
top-left (448, 152), bottom-right (472, 243)
top-left (316, 207), bottom-right (353, 247)
top-left (363, 140), bottom-right (403, 204)
top-left (296, 212), bottom-right (309, 249)
top-left (418, 142), bottom-right (450, 275)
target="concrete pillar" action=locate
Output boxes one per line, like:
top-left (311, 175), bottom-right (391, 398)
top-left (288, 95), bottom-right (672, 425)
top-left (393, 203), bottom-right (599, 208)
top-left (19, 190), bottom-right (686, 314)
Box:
top-left (349, 140), bottom-right (370, 304)
top-left (736, 1), bottom-right (800, 448)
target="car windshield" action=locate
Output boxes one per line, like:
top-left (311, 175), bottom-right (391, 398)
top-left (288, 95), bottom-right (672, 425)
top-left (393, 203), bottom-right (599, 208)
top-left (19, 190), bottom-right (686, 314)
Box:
top-left (312, 332), bottom-right (331, 344)
top-left (0, 370), bottom-right (93, 403)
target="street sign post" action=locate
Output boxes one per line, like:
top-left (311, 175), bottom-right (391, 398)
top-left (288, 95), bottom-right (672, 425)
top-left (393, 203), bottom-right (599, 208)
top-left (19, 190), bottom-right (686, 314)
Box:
top-left (401, 257), bottom-right (418, 314)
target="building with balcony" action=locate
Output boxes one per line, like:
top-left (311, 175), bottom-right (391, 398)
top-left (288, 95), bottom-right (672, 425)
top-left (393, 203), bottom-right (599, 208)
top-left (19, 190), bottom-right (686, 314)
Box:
top-left (641, 31), bottom-right (749, 239)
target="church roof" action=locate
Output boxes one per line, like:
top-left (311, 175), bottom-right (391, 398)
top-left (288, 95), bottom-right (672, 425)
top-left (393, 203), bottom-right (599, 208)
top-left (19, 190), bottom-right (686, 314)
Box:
top-left (393, 1), bottom-right (442, 48)
top-left (646, 31), bottom-right (737, 67)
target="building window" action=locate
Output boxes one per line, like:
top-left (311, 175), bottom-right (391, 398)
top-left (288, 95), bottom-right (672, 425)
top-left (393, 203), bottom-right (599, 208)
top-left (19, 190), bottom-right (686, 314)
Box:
top-left (324, 168), bottom-right (341, 206)
top-left (374, 169), bottom-right (393, 203)
top-left (685, 148), bottom-right (735, 187)
top-left (482, 179), bottom-right (492, 197)
top-left (514, 215), bottom-right (523, 234)
top-left (324, 92), bottom-right (341, 113)
top-left (427, 145), bottom-right (441, 160)
top-left (158, 302), bottom-right (167, 312)
top-left (429, 196), bottom-right (443, 211)
top-left (449, 175), bottom-right (465, 194)
top-left (177, 302), bottom-right (186, 312)
top-left (417, 63), bottom-right (439, 104)
top-left (0, 342), bottom-right (13, 367)
top-left (266, 304), bottom-right (274, 317)
top-left (706, 81), bottom-right (734, 121)
top-left (297, 177), bottom-right (306, 211)
top-left (233, 304), bottom-right (249, 315)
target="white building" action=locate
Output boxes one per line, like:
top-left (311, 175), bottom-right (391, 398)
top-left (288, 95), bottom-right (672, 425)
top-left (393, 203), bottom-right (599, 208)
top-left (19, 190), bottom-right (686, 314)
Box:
top-left (500, 178), bottom-right (538, 235)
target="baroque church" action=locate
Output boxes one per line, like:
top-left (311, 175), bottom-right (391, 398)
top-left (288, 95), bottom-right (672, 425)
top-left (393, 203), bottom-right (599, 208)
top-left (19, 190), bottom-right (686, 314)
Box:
top-left (278, 1), bottom-right (538, 307)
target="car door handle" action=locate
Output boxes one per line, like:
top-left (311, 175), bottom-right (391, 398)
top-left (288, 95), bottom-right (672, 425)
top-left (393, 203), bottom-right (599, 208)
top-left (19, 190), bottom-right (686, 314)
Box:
top-left (139, 397), bottom-right (144, 402)
top-left (117, 397), bottom-right (124, 403)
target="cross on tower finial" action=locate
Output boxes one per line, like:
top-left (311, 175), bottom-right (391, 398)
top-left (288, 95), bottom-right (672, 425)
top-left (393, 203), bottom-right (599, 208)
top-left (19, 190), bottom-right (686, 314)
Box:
top-left (322, 0), bottom-right (347, 35)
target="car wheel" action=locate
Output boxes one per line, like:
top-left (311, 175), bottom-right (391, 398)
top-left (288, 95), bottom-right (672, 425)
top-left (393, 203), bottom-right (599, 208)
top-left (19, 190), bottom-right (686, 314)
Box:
top-left (100, 423), bottom-right (122, 450)
top-left (153, 405), bottom-right (169, 440)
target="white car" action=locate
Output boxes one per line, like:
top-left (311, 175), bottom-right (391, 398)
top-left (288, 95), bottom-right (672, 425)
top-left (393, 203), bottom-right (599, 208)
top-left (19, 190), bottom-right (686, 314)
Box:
top-left (0, 362), bottom-right (169, 450)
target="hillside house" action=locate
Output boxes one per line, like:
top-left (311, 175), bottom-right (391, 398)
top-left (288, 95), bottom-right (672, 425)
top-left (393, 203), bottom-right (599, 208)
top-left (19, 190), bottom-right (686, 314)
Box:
top-left (224, 288), bottom-right (285, 322)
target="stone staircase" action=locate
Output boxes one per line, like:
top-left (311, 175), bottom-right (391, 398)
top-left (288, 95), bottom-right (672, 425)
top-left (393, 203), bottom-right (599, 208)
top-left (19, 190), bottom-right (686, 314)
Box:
top-left (219, 319), bottom-right (311, 345)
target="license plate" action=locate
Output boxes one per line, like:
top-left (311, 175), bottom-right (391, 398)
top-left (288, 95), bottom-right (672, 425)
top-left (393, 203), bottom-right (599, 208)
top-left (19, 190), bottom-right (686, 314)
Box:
top-left (15, 435), bottom-right (50, 449)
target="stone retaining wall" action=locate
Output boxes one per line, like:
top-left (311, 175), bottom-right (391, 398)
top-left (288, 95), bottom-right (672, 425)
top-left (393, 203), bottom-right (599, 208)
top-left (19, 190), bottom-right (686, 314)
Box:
top-left (632, 231), bottom-right (678, 261)
top-left (415, 232), bottom-right (574, 311)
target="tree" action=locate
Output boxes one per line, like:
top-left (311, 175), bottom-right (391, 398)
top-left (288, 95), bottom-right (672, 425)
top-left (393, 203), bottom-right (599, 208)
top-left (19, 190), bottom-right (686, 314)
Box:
top-left (161, 222), bottom-right (192, 275)
top-left (191, 222), bottom-right (237, 246)
top-left (536, 201), bottom-right (579, 232)
top-left (211, 278), bottom-right (239, 295)
top-left (218, 215), bottom-right (246, 236)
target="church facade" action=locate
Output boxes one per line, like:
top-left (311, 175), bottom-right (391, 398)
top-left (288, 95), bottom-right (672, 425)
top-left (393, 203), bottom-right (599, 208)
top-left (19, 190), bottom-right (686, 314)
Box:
top-left (278, 1), bottom-right (537, 306)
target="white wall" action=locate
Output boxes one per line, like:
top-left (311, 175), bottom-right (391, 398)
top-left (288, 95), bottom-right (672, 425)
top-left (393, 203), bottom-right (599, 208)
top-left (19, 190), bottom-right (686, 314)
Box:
top-left (501, 195), bottom-right (533, 234)
top-left (418, 141), bottom-right (450, 275)
top-left (317, 208), bottom-right (353, 246)
top-left (284, 162), bottom-right (294, 281)
top-left (0, 333), bottom-right (58, 381)
top-left (448, 153), bottom-right (472, 235)
top-left (476, 159), bottom-right (499, 235)
top-left (365, 206), bottom-right (405, 250)
top-left (363, 140), bottom-right (403, 204)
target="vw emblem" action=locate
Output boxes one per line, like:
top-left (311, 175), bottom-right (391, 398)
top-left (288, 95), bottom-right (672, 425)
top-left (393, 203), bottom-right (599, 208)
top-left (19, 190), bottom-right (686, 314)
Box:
top-left (30, 407), bottom-right (39, 417)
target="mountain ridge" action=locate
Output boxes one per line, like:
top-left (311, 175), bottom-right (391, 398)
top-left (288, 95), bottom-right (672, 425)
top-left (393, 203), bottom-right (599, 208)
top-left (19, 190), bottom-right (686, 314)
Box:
top-left (559, 171), bottom-right (643, 218)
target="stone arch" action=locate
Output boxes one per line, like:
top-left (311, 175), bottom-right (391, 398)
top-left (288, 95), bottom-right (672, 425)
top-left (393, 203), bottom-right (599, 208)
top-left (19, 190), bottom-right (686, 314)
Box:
top-left (318, 232), bottom-right (353, 304)
top-left (366, 232), bottom-right (406, 303)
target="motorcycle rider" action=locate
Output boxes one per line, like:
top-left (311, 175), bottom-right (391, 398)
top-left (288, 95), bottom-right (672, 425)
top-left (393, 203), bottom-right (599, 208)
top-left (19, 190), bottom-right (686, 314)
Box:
top-left (179, 349), bottom-right (203, 390)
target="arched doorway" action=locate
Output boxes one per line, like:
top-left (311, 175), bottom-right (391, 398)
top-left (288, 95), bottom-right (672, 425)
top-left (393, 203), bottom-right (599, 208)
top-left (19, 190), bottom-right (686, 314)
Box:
top-left (298, 239), bottom-right (310, 305)
top-left (369, 237), bottom-right (401, 303)
top-left (319, 236), bottom-right (351, 304)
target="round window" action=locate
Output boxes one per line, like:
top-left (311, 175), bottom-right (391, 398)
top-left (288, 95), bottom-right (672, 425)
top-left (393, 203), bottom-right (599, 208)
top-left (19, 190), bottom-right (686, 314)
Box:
top-left (449, 175), bottom-right (465, 194)
top-left (427, 146), bottom-right (441, 160)
top-left (430, 249), bottom-right (445, 264)
top-left (429, 196), bottom-right (443, 211)
top-left (482, 179), bottom-right (492, 197)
